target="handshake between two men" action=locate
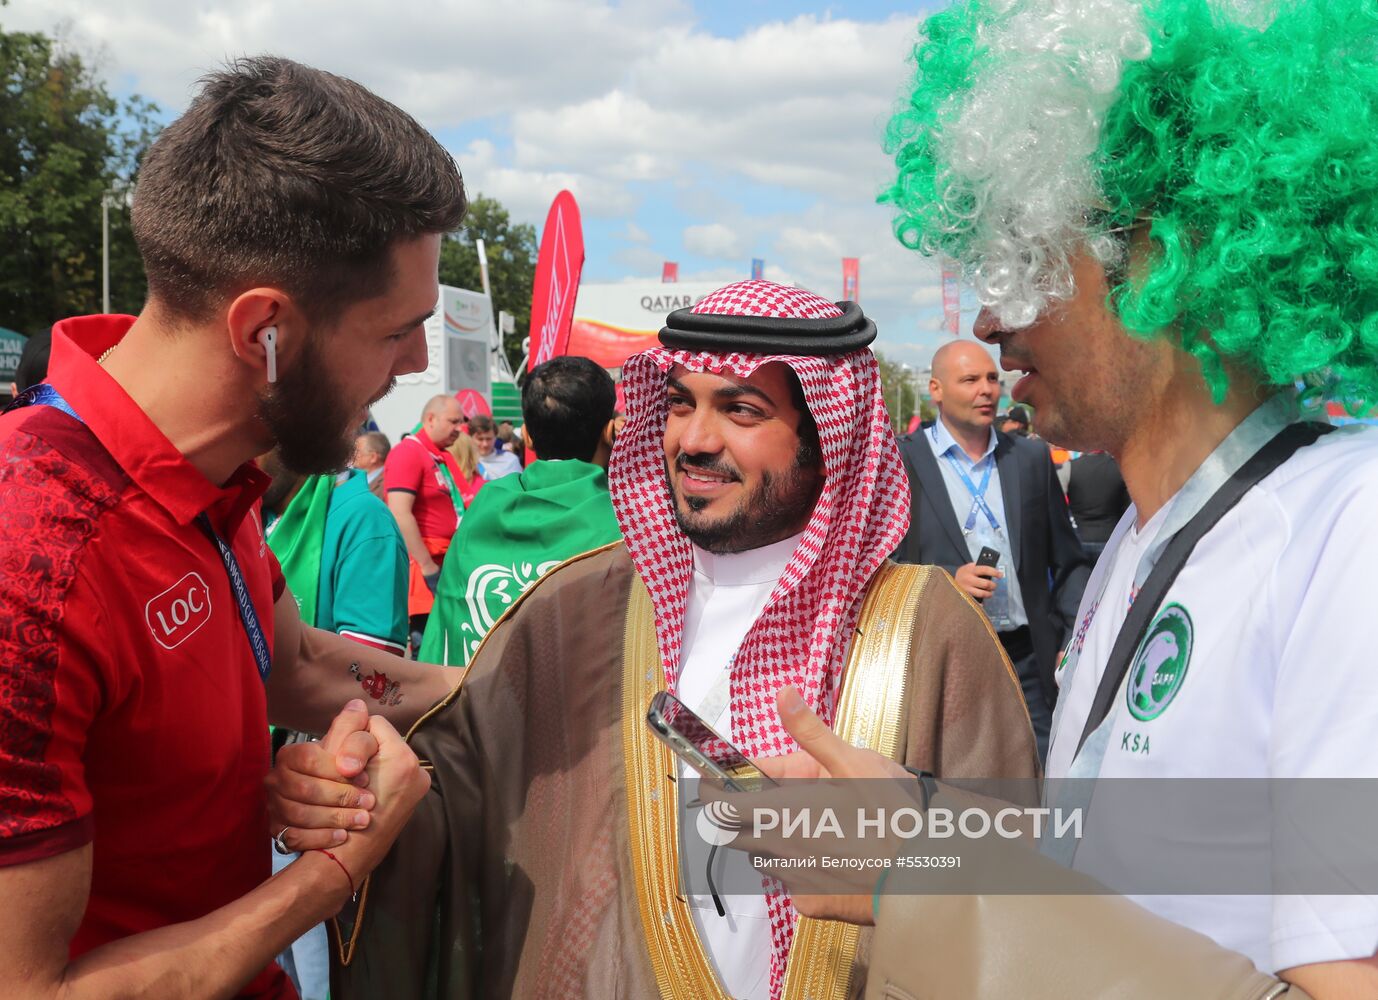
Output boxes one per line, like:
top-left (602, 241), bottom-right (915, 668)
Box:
top-left (264, 687), bottom-right (915, 927)
top-left (265, 700), bottom-right (431, 892)
top-left (264, 691), bottom-right (1300, 1000)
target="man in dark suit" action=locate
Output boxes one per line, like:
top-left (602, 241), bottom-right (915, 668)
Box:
top-left (1066, 451), bottom-right (1131, 561)
top-left (894, 341), bottom-right (1089, 760)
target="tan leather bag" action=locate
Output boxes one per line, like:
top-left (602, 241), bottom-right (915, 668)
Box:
top-left (867, 892), bottom-right (1307, 1000)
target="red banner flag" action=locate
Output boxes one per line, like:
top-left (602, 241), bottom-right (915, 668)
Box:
top-left (528, 190), bottom-right (585, 369)
top-left (662, 261), bottom-right (679, 283)
top-left (842, 257), bottom-right (860, 301)
top-left (455, 389), bottom-right (492, 419)
top-left (941, 261), bottom-right (961, 336)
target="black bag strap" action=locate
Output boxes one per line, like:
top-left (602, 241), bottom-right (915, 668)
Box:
top-left (1076, 421), bottom-right (1334, 755)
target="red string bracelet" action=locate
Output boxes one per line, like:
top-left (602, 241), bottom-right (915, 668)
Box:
top-left (317, 849), bottom-right (356, 900)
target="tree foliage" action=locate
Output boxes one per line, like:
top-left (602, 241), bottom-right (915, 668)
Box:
top-left (0, 20), bottom-right (160, 334)
top-left (874, 349), bottom-right (933, 434)
top-left (439, 194), bottom-right (537, 370)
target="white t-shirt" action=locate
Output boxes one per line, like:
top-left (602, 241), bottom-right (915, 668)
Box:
top-left (677, 532), bottom-right (803, 1000)
top-left (1047, 424), bottom-right (1378, 973)
top-left (478, 448), bottom-right (522, 479)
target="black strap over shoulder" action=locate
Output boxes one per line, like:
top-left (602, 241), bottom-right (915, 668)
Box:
top-left (1075, 421), bottom-right (1334, 756)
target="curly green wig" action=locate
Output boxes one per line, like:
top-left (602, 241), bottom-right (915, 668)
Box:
top-left (884, 0), bottom-right (1378, 406)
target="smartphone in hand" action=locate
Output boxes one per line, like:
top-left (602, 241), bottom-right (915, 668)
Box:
top-left (646, 690), bottom-right (777, 792)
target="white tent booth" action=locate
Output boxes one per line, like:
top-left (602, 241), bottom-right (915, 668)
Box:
top-left (368, 284), bottom-right (513, 445)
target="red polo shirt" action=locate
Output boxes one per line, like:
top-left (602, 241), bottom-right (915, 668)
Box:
top-left (383, 432), bottom-right (466, 538)
top-left (0, 316), bottom-right (291, 997)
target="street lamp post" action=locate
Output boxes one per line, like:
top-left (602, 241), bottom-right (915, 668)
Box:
top-left (101, 192), bottom-right (112, 314)
top-left (898, 363), bottom-right (915, 433)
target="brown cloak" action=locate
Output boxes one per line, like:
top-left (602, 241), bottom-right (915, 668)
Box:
top-left (332, 542), bottom-right (1038, 999)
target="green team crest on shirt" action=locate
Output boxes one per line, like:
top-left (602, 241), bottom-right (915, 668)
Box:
top-left (1126, 602), bottom-right (1193, 722)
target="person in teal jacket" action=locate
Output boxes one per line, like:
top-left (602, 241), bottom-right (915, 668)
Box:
top-left (263, 460), bottom-right (409, 657)
top-left (420, 356), bottom-right (621, 666)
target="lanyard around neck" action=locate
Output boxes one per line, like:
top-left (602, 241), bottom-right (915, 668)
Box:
top-left (7, 382), bottom-right (273, 683)
top-left (933, 425), bottom-right (1000, 533)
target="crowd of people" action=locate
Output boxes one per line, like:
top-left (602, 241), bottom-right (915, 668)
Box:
top-left (3, 1), bottom-right (1378, 999)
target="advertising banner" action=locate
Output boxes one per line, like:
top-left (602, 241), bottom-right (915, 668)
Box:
top-left (568, 281), bottom-right (721, 368)
top-left (842, 257), bottom-right (860, 302)
top-left (528, 190), bottom-right (585, 368)
top-left (942, 261), bottom-right (962, 336)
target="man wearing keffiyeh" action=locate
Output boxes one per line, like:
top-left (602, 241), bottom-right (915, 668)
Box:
top-left (290, 279), bottom-right (1037, 1000)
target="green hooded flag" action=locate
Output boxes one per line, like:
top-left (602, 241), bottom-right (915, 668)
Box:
top-left (265, 474), bottom-right (336, 628)
top-left (418, 460), bottom-right (621, 665)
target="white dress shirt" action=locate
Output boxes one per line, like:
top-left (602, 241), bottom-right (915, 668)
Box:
top-left (677, 531), bottom-right (803, 1000)
top-left (925, 417), bottom-right (1028, 629)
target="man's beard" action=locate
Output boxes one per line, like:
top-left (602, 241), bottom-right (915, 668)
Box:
top-left (667, 439), bottom-right (822, 555)
top-left (257, 333), bottom-right (394, 475)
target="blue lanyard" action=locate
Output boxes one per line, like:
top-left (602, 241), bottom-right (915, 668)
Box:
top-left (10, 382), bottom-right (80, 420)
top-left (933, 427), bottom-right (1001, 533)
top-left (7, 382), bottom-right (273, 683)
top-left (194, 513), bottom-right (273, 683)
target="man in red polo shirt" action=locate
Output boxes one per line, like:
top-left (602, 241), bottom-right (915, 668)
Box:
top-left (0, 57), bottom-right (466, 998)
top-left (384, 394), bottom-right (473, 644)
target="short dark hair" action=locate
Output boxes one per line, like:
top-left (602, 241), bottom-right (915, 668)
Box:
top-left (131, 56), bottom-right (467, 323)
top-left (357, 430), bottom-right (390, 460)
top-left (1002, 405), bottom-right (1031, 428)
top-left (468, 414), bottom-right (496, 435)
top-left (15, 329), bottom-right (52, 392)
top-left (522, 356), bottom-right (615, 461)
top-left (782, 366), bottom-right (821, 465)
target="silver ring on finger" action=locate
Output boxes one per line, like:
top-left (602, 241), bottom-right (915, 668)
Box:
top-left (273, 826), bottom-right (296, 856)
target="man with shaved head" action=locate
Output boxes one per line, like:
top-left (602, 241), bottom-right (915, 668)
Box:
top-left (894, 339), bottom-right (1088, 759)
top-left (384, 394), bottom-right (471, 649)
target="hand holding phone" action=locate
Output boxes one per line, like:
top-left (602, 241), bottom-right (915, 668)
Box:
top-left (645, 691), bottom-right (776, 792)
top-left (954, 547), bottom-right (1003, 603)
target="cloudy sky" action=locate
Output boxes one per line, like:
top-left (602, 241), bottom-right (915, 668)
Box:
top-left (5, 0), bottom-right (977, 367)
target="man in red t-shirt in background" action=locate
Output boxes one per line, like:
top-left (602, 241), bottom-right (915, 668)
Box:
top-left (385, 394), bottom-right (474, 646)
top-left (0, 57), bottom-right (467, 999)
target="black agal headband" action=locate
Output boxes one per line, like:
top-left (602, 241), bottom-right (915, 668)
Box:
top-left (658, 300), bottom-right (876, 356)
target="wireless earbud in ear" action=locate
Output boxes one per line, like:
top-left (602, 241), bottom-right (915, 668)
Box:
top-left (261, 326), bottom-right (278, 384)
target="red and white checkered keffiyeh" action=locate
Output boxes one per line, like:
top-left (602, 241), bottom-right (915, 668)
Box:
top-left (608, 279), bottom-right (911, 999)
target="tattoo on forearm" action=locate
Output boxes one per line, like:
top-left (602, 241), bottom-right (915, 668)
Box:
top-left (349, 661), bottom-right (403, 706)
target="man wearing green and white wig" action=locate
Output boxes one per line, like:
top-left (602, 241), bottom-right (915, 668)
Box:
top-left (419, 355), bottom-right (621, 666)
top-left (721, 1), bottom-right (1378, 997)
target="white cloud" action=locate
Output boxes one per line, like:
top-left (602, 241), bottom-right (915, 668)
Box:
top-left (3, 0), bottom-right (959, 355)
top-left (622, 221), bottom-right (652, 244)
top-left (4, 0), bottom-right (687, 126)
top-left (609, 245), bottom-right (668, 276)
top-left (910, 284), bottom-right (944, 306)
top-left (683, 222), bottom-right (743, 259)
top-left (762, 263), bottom-right (796, 286)
top-left (509, 14), bottom-right (918, 198)
top-left (455, 139), bottom-right (635, 221)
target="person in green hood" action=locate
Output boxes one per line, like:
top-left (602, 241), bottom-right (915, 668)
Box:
top-left (419, 356), bottom-right (620, 666)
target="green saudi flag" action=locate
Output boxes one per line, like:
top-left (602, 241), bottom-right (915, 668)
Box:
top-left (265, 474), bottom-right (336, 628)
top-left (418, 459), bottom-right (621, 666)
